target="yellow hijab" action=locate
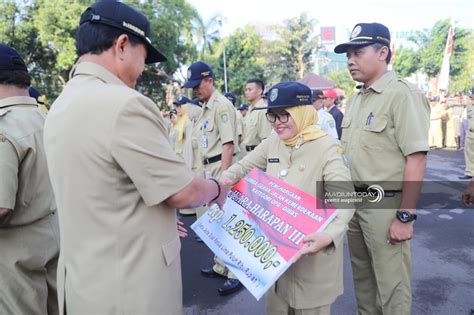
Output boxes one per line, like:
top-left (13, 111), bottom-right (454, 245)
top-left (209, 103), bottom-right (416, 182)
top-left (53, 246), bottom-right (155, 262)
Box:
top-left (171, 109), bottom-right (189, 144)
top-left (282, 105), bottom-right (327, 147)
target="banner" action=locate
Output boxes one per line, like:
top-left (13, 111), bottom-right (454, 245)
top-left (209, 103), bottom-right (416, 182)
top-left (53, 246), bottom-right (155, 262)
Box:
top-left (438, 20), bottom-right (455, 92)
top-left (191, 168), bottom-right (338, 300)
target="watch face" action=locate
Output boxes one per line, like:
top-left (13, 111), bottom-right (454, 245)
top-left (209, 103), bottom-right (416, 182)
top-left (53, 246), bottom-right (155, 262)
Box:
top-left (401, 212), bottom-right (410, 220)
top-left (397, 210), bottom-right (412, 223)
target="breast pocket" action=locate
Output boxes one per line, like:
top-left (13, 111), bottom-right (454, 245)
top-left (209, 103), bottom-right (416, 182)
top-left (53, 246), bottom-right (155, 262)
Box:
top-left (361, 117), bottom-right (389, 150)
top-left (340, 117), bottom-right (351, 145)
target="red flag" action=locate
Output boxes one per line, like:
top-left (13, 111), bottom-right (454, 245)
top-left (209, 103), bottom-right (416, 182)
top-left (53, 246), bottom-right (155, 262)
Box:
top-left (438, 21), bottom-right (455, 92)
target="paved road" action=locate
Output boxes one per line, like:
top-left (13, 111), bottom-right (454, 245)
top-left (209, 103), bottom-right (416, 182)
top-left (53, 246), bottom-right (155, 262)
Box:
top-left (180, 149), bottom-right (474, 315)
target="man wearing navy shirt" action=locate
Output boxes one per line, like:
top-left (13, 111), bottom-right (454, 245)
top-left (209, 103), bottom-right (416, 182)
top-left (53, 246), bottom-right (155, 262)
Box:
top-left (324, 89), bottom-right (344, 139)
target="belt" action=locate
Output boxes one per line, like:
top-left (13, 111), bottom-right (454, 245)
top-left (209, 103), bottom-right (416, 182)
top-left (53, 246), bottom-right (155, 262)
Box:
top-left (354, 185), bottom-right (402, 197)
top-left (246, 145), bottom-right (257, 152)
top-left (203, 153), bottom-right (236, 165)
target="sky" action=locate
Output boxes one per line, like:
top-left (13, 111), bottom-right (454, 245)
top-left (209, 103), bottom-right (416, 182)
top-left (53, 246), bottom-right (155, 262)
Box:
top-left (187, 0), bottom-right (473, 48)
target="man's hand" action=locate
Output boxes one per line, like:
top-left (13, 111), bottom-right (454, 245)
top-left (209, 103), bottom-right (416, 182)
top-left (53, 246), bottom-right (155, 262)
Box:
top-left (462, 180), bottom-right (474, 207)
top-left (177, 219), bottom-right (188, 238)
top-left (219, 172), bottom-right (239, 187)
top-left (293, 232), bottom-right (333, 262)
top-left (388, 219), bottom-right (413, 245)
top-left (208, 180), bottom-right (229, 209)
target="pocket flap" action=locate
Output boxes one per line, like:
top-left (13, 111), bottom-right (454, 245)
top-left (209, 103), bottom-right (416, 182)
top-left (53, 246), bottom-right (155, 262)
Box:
top-left (341, 117), bottom-right (351, 128)
top-left (363, 117), bottom-right (388, 132)
top-left (0, 108), bottom-right (11, 117)
top-left (162, 236), bottom-right (181, 266)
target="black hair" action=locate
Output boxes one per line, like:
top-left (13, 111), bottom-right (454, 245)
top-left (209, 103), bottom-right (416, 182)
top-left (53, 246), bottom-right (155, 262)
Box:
top-left (0, 70), bottom-right (31, 88)
top-left (371, 43), bottom-right (392, 64)
top-left (246, 78), bottom-right (264, 93)
top-left (76, 23), bottom-right (143, 56)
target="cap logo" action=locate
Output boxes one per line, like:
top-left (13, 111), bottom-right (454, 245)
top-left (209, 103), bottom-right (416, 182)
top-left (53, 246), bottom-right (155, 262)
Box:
top-left (201, 71), bottom-right (210, 77)
top-left (187, 69), bottom-right (192, 79)
top-left (351, 25), bottom-right (362, 39)
top-left (122, 21), bottom-right (145, 37)
top-left (270, 89), bottom-right (278, 102)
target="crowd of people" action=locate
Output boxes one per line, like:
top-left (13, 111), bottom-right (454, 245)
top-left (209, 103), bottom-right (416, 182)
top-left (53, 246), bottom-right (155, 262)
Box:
top-left (1, 1), bottom-right (473, 315)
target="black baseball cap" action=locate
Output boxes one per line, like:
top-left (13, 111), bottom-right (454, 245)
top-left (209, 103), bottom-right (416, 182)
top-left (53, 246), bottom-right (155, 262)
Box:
top-left (237, 104), bottom-right (249, 111)
top-left (173, 96), bottom-right (191, 105)
top-left (312, 89), bottom-right (324, 101)
top-left (79, 0), bottom-right (167, 64)
top-left (334, 22), bottom-right (391, 54)
top-left (224, 92), bottom-right (237, 105)
top-left (183, 61), bottom-right (214, 89)
top-left (0, 43), bottom-right (28, 72)
top-left (254, 82), bottom-right (312, 110)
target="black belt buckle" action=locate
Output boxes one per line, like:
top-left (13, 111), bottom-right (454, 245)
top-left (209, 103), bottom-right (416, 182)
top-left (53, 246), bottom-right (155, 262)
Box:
top-left (203, 154), bottom-right (222, 165)
top-left (246, 145), bottom-right (257, 152)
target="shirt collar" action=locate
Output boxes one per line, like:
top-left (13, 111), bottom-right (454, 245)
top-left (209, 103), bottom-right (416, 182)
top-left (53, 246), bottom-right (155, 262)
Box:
top-left (203, 89), bottom-right (220, 109)
top-left (0, 96), bottom-right (37, 108)
top-left (70, 62), bottom-right (127, 87)
top-left (362, 71), bottom-right (396, 94)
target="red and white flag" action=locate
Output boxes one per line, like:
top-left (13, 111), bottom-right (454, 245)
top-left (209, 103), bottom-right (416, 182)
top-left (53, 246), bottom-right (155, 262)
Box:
top-left (438, 20), bottom-right (455, 92)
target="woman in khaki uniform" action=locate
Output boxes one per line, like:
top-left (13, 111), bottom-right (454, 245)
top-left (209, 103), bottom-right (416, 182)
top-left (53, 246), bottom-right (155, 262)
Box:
top-left (221, 82), bottom-right (355, 315)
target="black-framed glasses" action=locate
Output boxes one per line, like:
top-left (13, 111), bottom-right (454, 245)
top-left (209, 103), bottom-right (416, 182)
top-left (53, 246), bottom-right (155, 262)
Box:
top-left (265, 111), bottom-right (290, 123)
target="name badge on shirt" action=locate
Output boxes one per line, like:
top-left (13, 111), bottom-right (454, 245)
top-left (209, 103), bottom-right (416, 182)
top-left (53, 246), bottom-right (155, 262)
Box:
top-left (268, 158), bottom-right (280, 163)
top-left (202, 119), bottom-right (209, 149)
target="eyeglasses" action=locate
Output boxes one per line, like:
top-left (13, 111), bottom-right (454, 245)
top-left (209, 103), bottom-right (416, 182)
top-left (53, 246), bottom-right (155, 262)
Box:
top-left (265, 111), bottom-right (290, 123)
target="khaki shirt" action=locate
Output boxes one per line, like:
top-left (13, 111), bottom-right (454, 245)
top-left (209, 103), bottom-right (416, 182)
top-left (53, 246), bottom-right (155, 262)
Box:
top-left (242, 99), bottom-right (272, 147)
top-left (341, 71), bottom-right (430, 189)
top-left (0, 96), bottom-right (55, 226)
top-left (182, 103), bottom-right (202, 123)
top-left (44, 62), bottom-right (193, 314)
top-left (194, 90), bottom-right (239, 159)
top-left (223, 133), bottom-right (355, 308)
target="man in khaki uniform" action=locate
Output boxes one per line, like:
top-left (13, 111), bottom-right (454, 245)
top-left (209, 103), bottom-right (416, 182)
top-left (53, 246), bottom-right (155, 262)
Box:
top-left (173, 96), bottom-right (203, 215)
top-left (0, 44), bottom-right (59, 314)
top-left (220, 81), bottom-right (355, 314)
top-left (183, 61), bottom-right (242, 295)
top-left (460, 93), bottom-right (474, 180)
top-left (242, 78), bottom-right (272, 154)
top-left (236, 104), bottom-right (249, 160)
top-left (224, 92), bottom-right (246, 161)
top-left (43, 2), bottom-right (227, 314)
top-left (335, 23), bottom-right (430, 315)
top-left (429, 97), bottom-right (444, 149)
top-left (446, 94), bottom-right (464, 149)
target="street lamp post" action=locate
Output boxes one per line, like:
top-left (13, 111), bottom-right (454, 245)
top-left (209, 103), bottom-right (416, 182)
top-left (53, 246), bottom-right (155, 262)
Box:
top-left (217, 16), bottom-right (228, 93)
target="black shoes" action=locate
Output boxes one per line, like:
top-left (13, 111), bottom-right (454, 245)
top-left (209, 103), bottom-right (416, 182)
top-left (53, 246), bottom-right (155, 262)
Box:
top-left (459, 175), bottom-right (473, 180)
top-left (200, 267), bottom-right (225, 278)
top-left (217, 279), bottom-right (242, 296)
top-left (200, 267), bottom-right (243, 295)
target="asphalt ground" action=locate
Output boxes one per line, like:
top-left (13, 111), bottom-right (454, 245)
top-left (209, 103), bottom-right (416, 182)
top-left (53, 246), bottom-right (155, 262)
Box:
top-left (179, 148), bottom-right (474, 315)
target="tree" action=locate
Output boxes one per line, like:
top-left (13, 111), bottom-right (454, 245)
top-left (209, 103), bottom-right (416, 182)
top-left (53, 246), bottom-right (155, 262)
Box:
top-left (392, 46), bottom-right (421, 79)
top-left (204, 25), bottom-right (265, 102)
top-left (409, 19), bottom-right (473, 93)
top-left (328, 71), bottom-right (357, 98)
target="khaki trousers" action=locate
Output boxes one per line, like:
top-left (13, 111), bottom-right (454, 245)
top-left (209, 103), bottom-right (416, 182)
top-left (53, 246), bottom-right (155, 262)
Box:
top-left (0, 212), bottom-right (60, 315)
top-left (429, 119), bottom-right (443, 148)
top-left (348, 196), bottom-right (412, 315)
top-left (266, 287), bottom-right (330, 315)
top-left (464, 133), bottom-right (474, 176)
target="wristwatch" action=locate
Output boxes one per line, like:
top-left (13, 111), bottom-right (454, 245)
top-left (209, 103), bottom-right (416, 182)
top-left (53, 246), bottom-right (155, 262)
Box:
top-left (396, 210), bottom-right (417, 223)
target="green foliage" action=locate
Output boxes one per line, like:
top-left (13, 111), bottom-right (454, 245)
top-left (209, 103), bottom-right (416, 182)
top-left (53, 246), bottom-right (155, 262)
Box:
top-left (205, 26), bottom-right (265, 102)
top-left (264, 13), bottom-right (318, 83)
top-left (409, 19), bottom-right (473, 93)
top-left (392, 46), bottom-right (421, 79)
top-left (328, 71), bottom-right (357, 98)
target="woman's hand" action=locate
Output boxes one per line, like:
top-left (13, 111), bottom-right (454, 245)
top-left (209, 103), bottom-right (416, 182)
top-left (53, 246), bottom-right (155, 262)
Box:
top-left (293, 232), bottom-right (333, 262)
